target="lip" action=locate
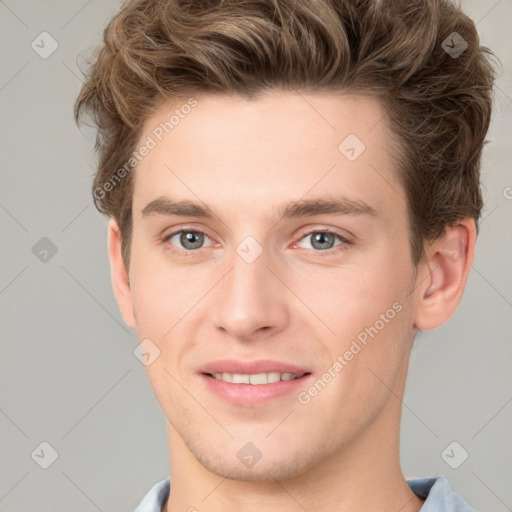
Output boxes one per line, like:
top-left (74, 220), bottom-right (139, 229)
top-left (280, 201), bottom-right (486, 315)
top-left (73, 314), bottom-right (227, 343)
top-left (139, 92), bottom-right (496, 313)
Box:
top-left (198, 359), bottom-right (313, 407)
top-left (199, 359), bottom-right (310, 375)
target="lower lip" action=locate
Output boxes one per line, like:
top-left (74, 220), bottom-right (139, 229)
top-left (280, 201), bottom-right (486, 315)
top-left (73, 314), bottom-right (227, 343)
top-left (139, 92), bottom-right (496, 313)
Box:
top-left (200, 373), bottom-right (313, 407)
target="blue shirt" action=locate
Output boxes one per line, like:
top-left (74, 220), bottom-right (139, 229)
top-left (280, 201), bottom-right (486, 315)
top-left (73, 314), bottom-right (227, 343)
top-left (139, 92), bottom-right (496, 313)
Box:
top-left (133, 475), bottom-right (477, 511)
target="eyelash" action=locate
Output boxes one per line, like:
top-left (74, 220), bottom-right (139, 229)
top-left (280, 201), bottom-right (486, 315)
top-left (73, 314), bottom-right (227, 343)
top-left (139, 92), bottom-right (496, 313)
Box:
top-left (162, 227), bottom-right (352, 257)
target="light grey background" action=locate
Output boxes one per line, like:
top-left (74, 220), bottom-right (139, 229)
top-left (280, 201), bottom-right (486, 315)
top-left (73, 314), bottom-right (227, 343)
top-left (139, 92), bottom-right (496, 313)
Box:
top-left (0, 1), bottom-right (511, 511)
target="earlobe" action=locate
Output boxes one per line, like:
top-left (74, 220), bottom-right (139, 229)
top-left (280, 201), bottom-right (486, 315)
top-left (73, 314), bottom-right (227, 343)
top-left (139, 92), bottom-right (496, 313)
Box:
top-left (107, 218), bottom-right (137, 329)
top-left (413, 219), bottom-right (476, 331)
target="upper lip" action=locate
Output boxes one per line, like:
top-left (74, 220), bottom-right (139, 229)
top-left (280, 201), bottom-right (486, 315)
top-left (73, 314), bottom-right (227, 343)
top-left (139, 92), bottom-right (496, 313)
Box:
top-left (200, 359), bottom-right (311, 375)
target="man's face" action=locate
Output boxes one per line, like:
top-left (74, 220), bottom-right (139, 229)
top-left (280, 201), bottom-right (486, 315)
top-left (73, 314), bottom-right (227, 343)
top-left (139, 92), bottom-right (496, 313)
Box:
top-left (124, 91), bottom-right (419, 480)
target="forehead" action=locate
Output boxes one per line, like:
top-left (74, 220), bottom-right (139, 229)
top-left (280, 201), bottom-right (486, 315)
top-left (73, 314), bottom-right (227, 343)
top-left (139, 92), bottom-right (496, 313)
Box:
top-left (140, 91), bottom-right (389, 155)
top-left (132, 91), bottom-right (404, 224)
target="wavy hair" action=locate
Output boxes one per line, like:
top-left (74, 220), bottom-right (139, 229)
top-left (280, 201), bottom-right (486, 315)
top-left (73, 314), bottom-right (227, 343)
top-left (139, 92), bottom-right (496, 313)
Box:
top-left (74, 0), bottom-right (497, 271)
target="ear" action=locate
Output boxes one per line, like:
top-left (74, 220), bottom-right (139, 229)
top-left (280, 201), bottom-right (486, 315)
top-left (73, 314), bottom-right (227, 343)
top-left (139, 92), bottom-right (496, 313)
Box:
top-left (107, 218), bottom-right (136, 329)
top-left (413, 218), bottom-right (476, 331)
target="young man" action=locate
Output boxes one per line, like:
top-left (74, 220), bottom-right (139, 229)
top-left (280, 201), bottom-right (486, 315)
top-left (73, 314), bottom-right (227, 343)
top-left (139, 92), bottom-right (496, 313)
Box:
top-left (74, 0), bottom-right (496, 510)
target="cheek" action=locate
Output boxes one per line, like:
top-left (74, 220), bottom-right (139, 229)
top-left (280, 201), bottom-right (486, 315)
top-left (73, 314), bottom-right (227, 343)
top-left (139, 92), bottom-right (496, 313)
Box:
top-left (309, 255), bottom-right (412, 395)
top-left (300, 256), bottom-right (405, 338)
top-left (128, 248), bottom-right (196, 332)
top-left (304, 304), bottom-right (411, 434)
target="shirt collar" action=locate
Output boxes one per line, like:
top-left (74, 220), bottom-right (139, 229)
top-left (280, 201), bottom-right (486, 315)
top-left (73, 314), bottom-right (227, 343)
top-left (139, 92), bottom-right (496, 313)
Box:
top-left (133, 475), bottom-right (476, 512)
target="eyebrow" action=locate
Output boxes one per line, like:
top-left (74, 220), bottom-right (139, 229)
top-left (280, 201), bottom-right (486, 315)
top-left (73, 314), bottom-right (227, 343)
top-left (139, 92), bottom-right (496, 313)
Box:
top-left (140, 195), bottom-right (377, 221)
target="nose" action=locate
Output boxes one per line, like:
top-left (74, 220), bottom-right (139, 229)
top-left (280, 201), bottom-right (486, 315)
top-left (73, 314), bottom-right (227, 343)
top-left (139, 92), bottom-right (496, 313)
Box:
top-left (213, 243), bottom-right (290, 341)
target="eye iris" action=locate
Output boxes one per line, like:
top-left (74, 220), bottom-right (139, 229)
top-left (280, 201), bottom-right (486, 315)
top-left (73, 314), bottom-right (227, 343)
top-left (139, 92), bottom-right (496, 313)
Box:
top-left (311, 232), bottom-right (335, 250)
top-left (180, 231), bottom-right (204, 250)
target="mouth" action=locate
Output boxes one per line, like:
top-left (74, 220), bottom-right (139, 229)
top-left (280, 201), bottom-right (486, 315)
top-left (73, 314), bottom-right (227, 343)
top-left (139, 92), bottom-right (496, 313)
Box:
top-left (198, 360), bottom-right (313, 406)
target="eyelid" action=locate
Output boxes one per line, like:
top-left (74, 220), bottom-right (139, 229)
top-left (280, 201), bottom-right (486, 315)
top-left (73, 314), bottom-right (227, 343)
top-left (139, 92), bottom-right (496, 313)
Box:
top-left (292, 227), bottom-right (352, 254)
top-left (162, 225), bottom-right (217, 253)
top-left (295, 226), bottom-right (352, 243)
top-left (162, 225), bottom-right (353, 255)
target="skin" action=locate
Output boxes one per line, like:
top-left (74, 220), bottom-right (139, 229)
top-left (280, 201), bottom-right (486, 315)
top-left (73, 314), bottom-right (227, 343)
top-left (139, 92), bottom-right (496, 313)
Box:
top-left (108, 91), bottom-right (475, 512)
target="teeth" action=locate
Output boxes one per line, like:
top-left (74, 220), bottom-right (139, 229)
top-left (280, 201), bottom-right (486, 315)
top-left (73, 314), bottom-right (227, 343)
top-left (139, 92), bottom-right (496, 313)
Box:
top-left (232, 373), bottom-right (250, 384)
top-left (211, 372), bottom-right (303, 384)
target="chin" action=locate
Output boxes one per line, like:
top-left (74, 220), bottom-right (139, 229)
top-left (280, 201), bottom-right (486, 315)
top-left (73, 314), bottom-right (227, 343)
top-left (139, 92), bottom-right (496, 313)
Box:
top-left (196, 453), bottom-right (309, 482)
top-left (189, 437), bottom-right (324, 483)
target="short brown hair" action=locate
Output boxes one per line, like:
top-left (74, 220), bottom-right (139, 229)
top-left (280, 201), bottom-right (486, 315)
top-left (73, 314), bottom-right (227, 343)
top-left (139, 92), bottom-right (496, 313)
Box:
top-left (74, 0), bottom-right (497, 272)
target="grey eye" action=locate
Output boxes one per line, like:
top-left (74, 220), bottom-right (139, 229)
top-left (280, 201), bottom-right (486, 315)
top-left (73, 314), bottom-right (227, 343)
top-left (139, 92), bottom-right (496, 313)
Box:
top-left (172, 231), bottom-right (206, 250)
top-left (304, 232), bottom-right (338, 251)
